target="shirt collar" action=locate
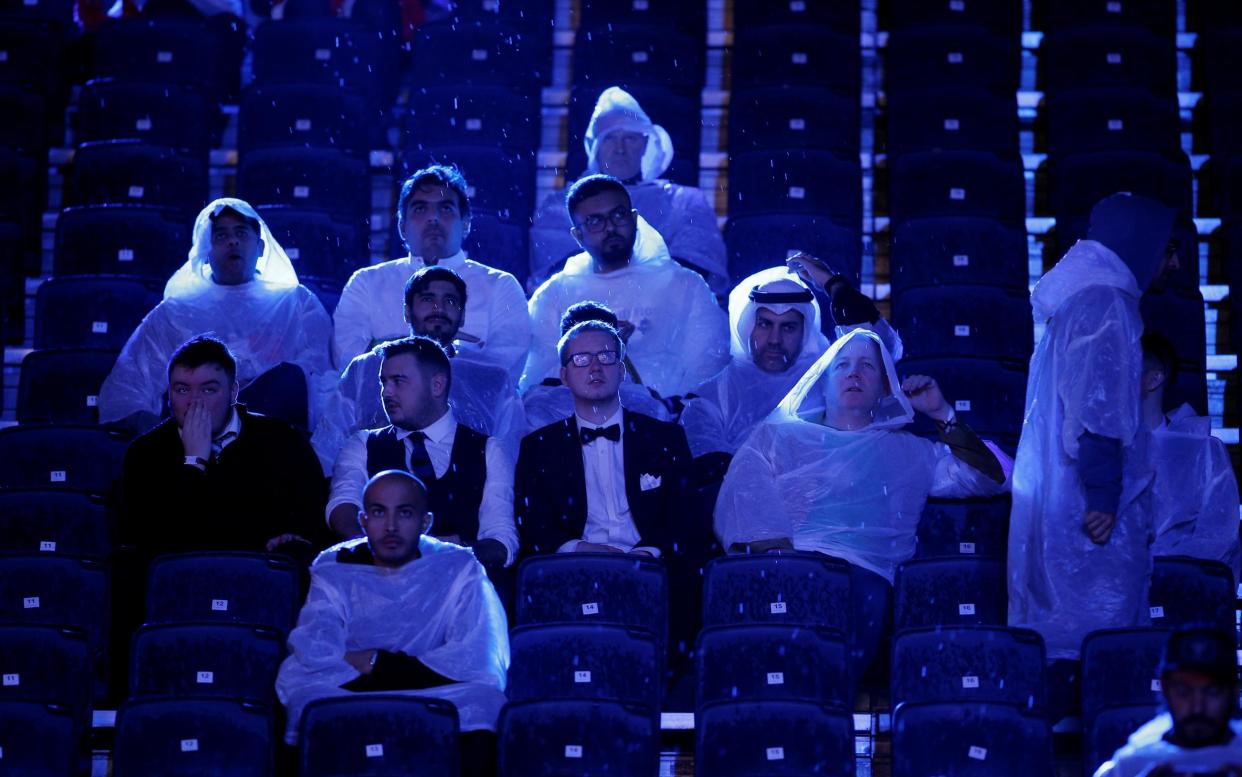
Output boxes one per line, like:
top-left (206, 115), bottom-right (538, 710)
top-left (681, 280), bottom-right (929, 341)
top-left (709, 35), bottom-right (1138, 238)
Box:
top-left (394, 408), bottom-right (456, 444)
top-left (412, 250), bottom-right (467, 270)
top-left (575, 405), bottom-right (623, 432)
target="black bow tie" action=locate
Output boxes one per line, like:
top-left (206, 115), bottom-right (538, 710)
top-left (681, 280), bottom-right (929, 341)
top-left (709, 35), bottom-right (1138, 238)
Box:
top-left (580, 424), bottom-right (621, 445)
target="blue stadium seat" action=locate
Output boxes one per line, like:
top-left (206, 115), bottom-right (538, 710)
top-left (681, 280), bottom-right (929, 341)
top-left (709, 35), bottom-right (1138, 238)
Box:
top-left (498, 699), bottom-right (659, 775)
top-left (898, 357), bottom-right (1027, 443)
top-left (886, 0), bottom-right (1022, 37)
top-left (565, 84), bottom-right (701, 185)
top-left (237, 362), bottom-right (309, 433)
top-left (0, 701), bottom-right (78, 776)
top-left (0, 0), bottom-right (76, 24)
top-left (130, 623), bottom-right (284, 701)
top-left (404, 84), bottom-right (539, 153)
top-left (462, 215), bottom-right (529, 287)
top-left (572, 25), bottom-right (703, 93)
top-left (300, 695), bottom-right (460, 777)
top-left (238, 147), bottom-right (369, 221)
top-left (701, 554), bottom-right (852, 632)
top-left (1047, 88), bottom-right (1181, 159)
top-left (696, 625), bottom-right (850, 709)
top-left (578, 0), bottom-right (705, 38)
top-left (1215, 154), bottom-right (1242, 221)
top-left (113, 697), bottom-right (273, 777)
top-left (508, 624), bottom-right (661, 709)
top-left (145, 552), bottom-right (301, 633)
top-left (889, 217), bottom-right (1028, 295)
top-left (886, 86), bottom-right (1019, 160)
top-left (916, 495), bottom-right (1013, 560)
top-left (70, 141), bottom-right (208, 218)
top-left (1200, 29), bottom-right (1242, 97)
top-left (54, 205), bottom-right (189, 278)
top-left (728, 86), bottom-right (859, 158)
top-left (0, 425), bottom-right (130, 494)
top-left (0, 491), bottom-right (112, 557)
top-left (35, 275), bottom-right (160, 350)
top-left (725, 216), bottom-right (861, 288)
top-left (696, 700), bottom-right (855, 777)
top-left (1, 148), bottom-right (47, 242)
top-left (17, 348), bottom-right (118, 425)
top-left (1081, 628), bottom-right (1171, 724)
top-left (412, 20), bottom-right (549, 89)
top-left (890, 285), bottom-right (1033, 362)
top-left (891, 626), bottom-right (1045, 712)
top-left (1141, 288), bottom-right (1207, 373)
top-left (1084, 703), bottom-right (1160, 776)
top-left (892, 701), bottom-right (1052, 776)
top-left (1188, 0), bottom-right (1242, 32)
top-left (254, 207), bottom-right (365, 283)
top-left (76, 79), bottom-right (212, 154)
top-left (1205, 91), bottom-right (1242, 160)
top-left (515, 555), bottom-right (668, 648)
top-left (888, 150), bottom-right (1026, 229)
top-left (239, 83), bottom-right (370, 156)
top-left (0, 84), bottom-right (49, 151)
top-left (1149, 556), bottom-right (1235, 631)
top-left (731, 26), bottom-right (860, 94)
top-left (399, 146), bottom-right (536, 223)
top-left (734, 0), bottom-right (858, 36)
top-left (729, 150), bottom-right (862, 221)
top-left (427, 0), bottom-right (554, 32)
top-left (0, 20), bottom-right (72, 104)
top-left (1043, 0), bottom-right (1176, 38)
top-left (1042, 26), bottom-right (1177, 97)
top-left (885, 25), bottom-right (1020, 96)
top-left (252, 18), bottom-right (395, 107)
top-left (893, 557), bottom-right (1006, 631)
top-left (93, 18), bottom-right (219, 91)
top-left (0, 625), bottom-right (92, 728)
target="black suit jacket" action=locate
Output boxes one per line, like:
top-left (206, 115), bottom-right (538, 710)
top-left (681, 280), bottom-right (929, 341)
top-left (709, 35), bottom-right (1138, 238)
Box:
top-left (514, 409), bottom-right (693, 559)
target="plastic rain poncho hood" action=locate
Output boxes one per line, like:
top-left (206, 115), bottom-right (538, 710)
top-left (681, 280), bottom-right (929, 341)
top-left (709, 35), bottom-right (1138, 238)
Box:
top-left (98, 199), bottom-right (335, 426)
top-left (584, 86), bottom-right (674, 183)
top-left (276, 536), bottom-right (509, 743)
top-left (522, 215), bottom-right (730, 397)
top-left (714, 329), bottom-right (1008, 582)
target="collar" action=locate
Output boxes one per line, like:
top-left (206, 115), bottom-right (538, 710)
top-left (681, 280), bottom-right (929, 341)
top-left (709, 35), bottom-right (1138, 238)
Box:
top-left (412, 250), bottom-right (467, 270)
top-left (394, 408), bottom-right (456, 444)
top-left (217, 407), bottom-right (241, 441)
top-left (575, 405), bottom-right (623, 433)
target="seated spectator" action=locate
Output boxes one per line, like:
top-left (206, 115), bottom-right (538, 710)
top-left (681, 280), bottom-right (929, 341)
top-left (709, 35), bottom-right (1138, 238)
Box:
top-left (1142, 332), bottom-right (1241, 579)
top-left (332, 165), bottom-right (531, 381)
top-left (530, 87), bottom-right (728, 293)
top-left (523, 174), bottom-right (729, 397)
top-left (122, 336), bottom-right (330, 565)
top-left (98, 198), bottom-right (334, 434)
top-left (277, 470), bottom-right (508, 776)
top-left (313, 265), bottom-right (525, 470)
top-left (714, 328), bottom-right (1009, 678)
top-left (1095, 627), bottom-right (1242, 776)
top-left (522, 300), bottom-right (670, 431)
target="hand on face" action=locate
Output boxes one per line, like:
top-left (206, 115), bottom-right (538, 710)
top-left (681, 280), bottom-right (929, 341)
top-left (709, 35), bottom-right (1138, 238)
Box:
top-left (901, 375), bottom-right (952, 422)
top-left (181, 399), bottom-right (214, 461)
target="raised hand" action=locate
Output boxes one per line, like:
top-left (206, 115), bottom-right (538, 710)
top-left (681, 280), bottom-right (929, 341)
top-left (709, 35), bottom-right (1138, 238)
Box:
top-left (901, 375), bottom-right (952, 422)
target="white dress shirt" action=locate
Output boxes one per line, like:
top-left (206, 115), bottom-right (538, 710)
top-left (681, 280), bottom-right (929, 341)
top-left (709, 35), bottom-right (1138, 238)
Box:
top-left (326, 409), bottom-right (519, 565)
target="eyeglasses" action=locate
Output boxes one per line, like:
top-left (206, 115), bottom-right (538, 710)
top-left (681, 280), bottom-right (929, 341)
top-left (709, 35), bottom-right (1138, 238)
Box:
top-left (565, 349), bottom-right (621, 368)
top-left (576, 206), bottom-right (634, 234)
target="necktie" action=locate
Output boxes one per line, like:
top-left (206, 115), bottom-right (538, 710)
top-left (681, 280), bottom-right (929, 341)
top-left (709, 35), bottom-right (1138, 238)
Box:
top-left (407, 431), bottom-right (437, 483)
top-left (580, 424), bottom-right (621, 446)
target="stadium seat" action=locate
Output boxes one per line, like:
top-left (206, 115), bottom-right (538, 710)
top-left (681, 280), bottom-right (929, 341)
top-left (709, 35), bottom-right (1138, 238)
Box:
top-left (300, 695), bottom-right (460, 777)
top-left (890, 285), bottom-right (1034, 362)
top-left (886, 86), bottom-right (1019, 160)
top-left (412, 20), bottom-right (549, 89)
top-left (497, 699), bottom-right (659, 775)
top-left (889, 217), bottom-right (1028, 295)
top-left (1, 0), bottom-right (76, 25)
top-left (915, 495), bottom-right (1013, 560)
top-left (34, 275), bottom-right (160, 350)
top-left (1, 149), bottom-right (48, 245)
top-left (886, 0), bottom-right (1022, 37)
top-left (891, 626), bottom-right (1045, 711)
top-left (565, 83), bottom-right (701, 185)
top-left (731, 26), bottom-right (860, 94)
top-left (461, 215), bottom-right (530, 287)
top-left (76, 79), bottom-right (213, 155)
top-left (113, 697), bottom-right (273, 777)
top-left (701, 554), bottom-right (852, 632)
top-left (887, 150), bottom-right (1026, 228)
top-left (1046, 88), bottom-right (1181, 159)
top-left (734, 0), bottom-right (858, 36)
top-left (1200, 29), bottom-right (1242, 97)
top-left (130, 623), bottom-right (284, 701)
top-left (578, 0), bottom-right (705, 38)
top-left (1081, 628), bottom-right (1171, 723)
top-left (572, 25), bottom-right (703, 93)
top-left (0, 20), bottom-right (72, 106)
top-left (885, 25), bottom-right (1020, 96)
top-left (728, 86), bottom-right (859, 158)
top-left (893, 557), bottom-right (1006, 631)
top-left (425, 0), bottom-right (554, 32)
top-left (729, 150), bottom-right (862, 222)
top-left (516, 555), bottom-right (667, 647)
top-left (1214, 154), bottom-right (1242, 221)
top-left (0, 84), bottom-right (49, 151)
top-left (237, 362), bottom-right (309, 433)
top-left (255, 207), bottom-right (366, 283)
top-left (898, 357), bottom-right (1027, 443)
top-left (238, 147), bottom-right (369, 221)
top-left (399, 146), bottom-right (537, 223)
top-left (1042, 26), bottom-right (1177, 97)
top-left (1149, 556), bottom-right (1235, 631)
top-left (725, 216), bottom-right (861, 288)
top-left (508, 624), bottom-right (661, 709)
top-left (696, 625), bottom-right (850, 709)
top-left (69, 141), bottom-right (208, 218)
top-left (145, 552), bottom-right (301, 633)
top-left (892, 701), bottom-right (1053, 776)
top-left (1043, 0), bottom-right (1176, 38)
top-left (0, 625), bottom-right (92, 734)
top-left (0, 701), bottom-right (78, 776)
top-left (239, 83), bottom-right (370, 156)
top-left (17, 348), bottom-right (118, 425)
top-left (53, 205), bottom-right (190, 279)
top-left (1188, 0), bottom-right (1242, 32)
top-left (1204, 91), bottom-right (1242, 160)
top-left (404, 84), bottom-right (539, 153)
top-left (1141, 287), bottom-right (1208, 373)
top-left (0, 490), bottom-right (112, 557)
top-left (252, 18), bottom-right (395, 108)
top-left (696, 700), bottom-right (855, 777)
top-left (93, 18), bottom-right (217, 90)
top-left (0, 425), bottom-right (130, 494)
top-left (1084, 703), bottom-right (1160, 776)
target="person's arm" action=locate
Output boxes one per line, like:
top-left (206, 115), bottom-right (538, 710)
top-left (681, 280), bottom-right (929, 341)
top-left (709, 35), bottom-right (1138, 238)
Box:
top-left (331, 269), bottom-right (376, 371)
top-left (475, 438), bottom-right (518, 567)
top-left (903, 374), bottom-right (1006, 485)
top-left (1078, 431), bottom-right (1122, 545)
top-left (326, 432), bottom-right (369, 538)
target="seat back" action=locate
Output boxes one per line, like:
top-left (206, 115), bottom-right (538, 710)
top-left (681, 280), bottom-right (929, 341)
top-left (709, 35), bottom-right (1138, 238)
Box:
top-left (892, 701), bottom-right (1053, 776)
top-left (145, 552), bottom-right (301, 633)
top-left (701, 554), bottom-right (852, 632)
top-left (0, 425), bottom-right (130, 494)
top-left (300, 695), bottom-right (460, 777)
top-left (18, 348), bottom-right (118, 425)
top-left (1081, 628), bottom-right (1172, 723)
top-left (893, 557), bottom-right (1007, 631)
top-left (113, 697), bottom-right (273, 777)
top-left (891, 626), bottom-right (1046, 712)
top-left (696, 624), bottom-right (850, 709)
top-left (1149, 556), bottom-right (1236, 631)
top-left (0, 700), bottom-right (78, 776)
top-left (0, 490), bottom-right (112, 557)
top-left (130, 622), bottom-right (284, 702)
top-left (498, 699), bottom-right (659, 776)
top-left (695, 700), bottom-right (855, 777)
top-left (508, 624), bottom-right (661, 710)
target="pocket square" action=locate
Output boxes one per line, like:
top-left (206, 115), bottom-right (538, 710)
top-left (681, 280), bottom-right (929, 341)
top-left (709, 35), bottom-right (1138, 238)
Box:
top-left (639, 473), bottom-right (662, 491)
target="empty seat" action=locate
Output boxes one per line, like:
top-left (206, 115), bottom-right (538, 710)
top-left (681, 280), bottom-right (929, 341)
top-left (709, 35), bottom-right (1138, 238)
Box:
top-left (1204, 90), bottom-right (1242, 160)
top-left (404, 84), bottom-right (539, 153)
top-left (255, 207), bottom-right (366, 283)
top-left (701, 554), bottom-right (852, 632)
top-left (145, 552), bottom-right (301, 633)
top-left (1200, 29), bottom-right (1242, 97)
top-left (252, 18), bottom-right (393, 105)
top-left (238, 147), bottom-right (369, 221)
top-left (916, 495), bottom-right (1013, 560)
top-left (1214, 154), bottom-right (1242, 221)
top-left (0, 625), bottom-right (92, 731)
top-left (239, 83), bottom-right (370, 156)
top-left (729, 150), bottom-right (862, 222)
top-left (0, 20), bottom-right (73, 104)
top-left (1, 148), bottom-right (47, 241)
top-left (113, 697), bottom-right (274, 777)
top-left (892, 701), bottom-right (1053, 776)
top-left (886, 86), bottom-right (1019, 160)
top-left (53, 205), bottom-right (189, 278)
top-left (885, 25), bottom-right (1019, 96)
top-left (300, 695), bottom-right (460, 777)
top-left (17, 348), bottom-right (118, 425)
top-left (893, 557), bottom-right (1006, 631)
top-left (237, 362), bottom-right (310, 433)
top-left (898, 357), bottom-right (1027, 442)
top-left (886, 0), bottom-right (1022, 37)
top-left (399, 146), bottom-right (536, 224)
top-left (70, 141), bottom-right (208, 218)
top-left (1046, 88), bottom-right (1181, 159)
top-left (696, 625), bottom-right (850, 708)
top-left (1042, 26), bottom-right (1177, 97)
top-left (891, 626), bottom-right (1045, 711)
top-left (889, 217), bottom-right (1028, 295)
top-left (1081, 628), bottom-right (1171, 724)
top-left (93, 18), bottom-right (218, 91)
top-left (696, 700), bottom-right (855, 777)
top-left (1043, 0), bottom-right (1176, 38)
top-left (890, 285), bottom-right (1034, 362)
top-left (728, 86), bottom-right (859, 158)
top-left (0, 701), bottom-right (78, 776)
top-left (731, 26), bottom-right (860, 94)
top-left (34, 275), bottom-right (160, 350)
top-left (516, 555), bottom-right (667, 647)
top-left (578, 0), bottom-right (705, 37)
top-left (508, 624), bottom-right (661, 709)
top-left (888, 150), bottom-right (1026, 229)
top-left (572, 25), bottom-right (703, 93)
top-left (461, 215), bottom-right (530, 287)
top-left (1149, 556), bottom-right (1235, 630)
top-left (565, 83), bottom-right (700, 185)
top-left (427, 0), bottom-right (554, 32)
top-left (734, 0), bottom-right (859, 36)
top-left (0, 84), bottom-right (49, 151)
top-left (1084, 703), bottom-right (1160, 776)
top-left (130, 623), bottom-right (283, 701)
top-left (726, 216), bottom-right (861, 287)
top-left (497, 699), bottom-right (659, 775)
top-left (0, 425), bottom-right (130, 494)
top-left (0, 490), bottom-right (111, 557)
top-left (412, 20), bottom-right (548, 89)
top-left (76, 79), bottom-right (212, 154)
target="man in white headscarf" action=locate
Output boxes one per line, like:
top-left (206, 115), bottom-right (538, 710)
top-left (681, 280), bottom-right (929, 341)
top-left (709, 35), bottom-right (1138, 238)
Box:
top-left (98, 198), bottom-right (334, 432)
top-left (715, 328), bottom-right (1009, 678)
top-left (529, 86), bottom-right (728, 293)
top-left (522, 173), bottom-right (729, 398)
top-left (1009, 192), bottom-right (1182, 661)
